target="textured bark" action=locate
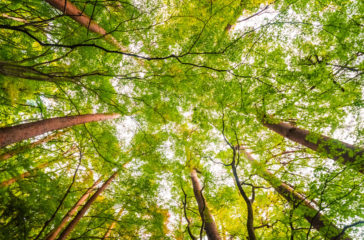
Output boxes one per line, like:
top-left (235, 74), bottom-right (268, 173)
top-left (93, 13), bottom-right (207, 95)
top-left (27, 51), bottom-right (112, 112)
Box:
top-left (190, 169), bottom-right (221, 240)
top-left (263, 121), bottom-right (364, 173)
top-left (57, 171), bottom-right (118, 240)
top-left (45, 0), bottom-right (126, 51)
top-left (0, 113), bottom-right (120, 148)
top-left (0, 131), bottom-right (65, 161)
top-left (241, 150), bottom-right (352, 240)
top-left (101, 208), bottom-right (124, 240)
top-left (231, 161), bottom-right (256, 240)
top-left (45, 177), bottom-right (102, 240)
top-left (0, 162), bottom-right (49, 187)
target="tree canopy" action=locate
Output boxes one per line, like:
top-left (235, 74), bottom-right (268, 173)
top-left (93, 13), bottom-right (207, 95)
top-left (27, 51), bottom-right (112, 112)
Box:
top-left (0, 0), bottom-right (363, 239)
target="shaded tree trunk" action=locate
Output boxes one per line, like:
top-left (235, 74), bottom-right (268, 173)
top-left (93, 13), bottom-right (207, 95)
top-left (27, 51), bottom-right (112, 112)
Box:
top-left (57, 171), bottom-right (118, 240)
top-left (190, 169), bottom-right (221, 240)
top-left (0, 131), bottom-right (65, 161)
top-left (263, 121), bottom-right (364, 173)
top-left (101, 208), bottom-right (124, 240)
top-left (230, 152), bottom-right (256, 240)
top-left (45, 0), bottom-right (126, 51)
top-left (0, 113), bottom-right (120, 148)
top-left (241, 149), bottom-right (352, 240)
top-left (45, 177), bottom-right (102, 240)
top-left (0, 61), bottom-right (76, 82)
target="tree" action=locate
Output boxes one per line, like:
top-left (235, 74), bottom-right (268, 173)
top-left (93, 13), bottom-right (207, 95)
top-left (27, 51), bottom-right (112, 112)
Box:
top-left (101, 208), bottom-right (124, 240)
top-left (0, 113), bottom-right (120, 148)
top-left (45, 177), bottom-right (102, 240)
top-left (57, 171), bottom-right (118, 240)
top-left (240, 148), bottom-right (352, 240)
top-left (230, 149), bottom-right (256, 240)
top-left (0, 131), bottom-right (65, 161)
top-left (263, 120), bottom-right (364, 173)
top-left (45, 0), bottom-right (126, 51)
top-left (190, 168), bottom-right (221, 240)
top-left (0, 0), bottom-right (363, 239)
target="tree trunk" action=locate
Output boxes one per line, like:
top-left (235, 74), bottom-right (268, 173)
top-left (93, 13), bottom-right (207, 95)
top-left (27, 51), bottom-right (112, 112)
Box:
top-left (263, 121), bottom-right (364, 173)
top-left (0, 162), bottom-right (49, 187)
top-left (0, 61), bottom-right (72, 82)
top-left (57, 171), bottom-right (118, 240)
top-left (101, 208), bottom-right (123, 240)
top-left (0, 131), bottom-right (65, 161)
top-left (231, 157), bottom-right (256, 240)
top-left (190, 169), bottom-right (221, 240)
top-left (241, 149), bottom-right (352, 240)
top-left (0, 146), bottom-right (75, 188)
top-left (0, 113), bottom-right (120, 148)
top-left (45, 0), bottom-right (126, 51)
top-left (45, 177), bottom-right (102, 240)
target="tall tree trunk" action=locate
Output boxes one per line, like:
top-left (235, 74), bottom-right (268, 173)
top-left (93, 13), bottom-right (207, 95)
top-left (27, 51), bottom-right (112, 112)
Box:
top-left (190, 169), bottom-right (221, 240)
top-left (101, 208), bottom-right (123, 240)
top-left (263, 121), bottom-right (364, 173)
top-left (230, 153), bottom-right (256, 240)
top-left (45, 177), bottom-right (102, 240)
top-left (57, 171), bottom-right (118, 240)
top-left (0, 131), bottom-right (65, 161)
top-left (0, 113), bottom-right (120, 148)
top-left (241, 149), bottom-right (352, 240)
top-left (45, 0), bottom-right (126, 51)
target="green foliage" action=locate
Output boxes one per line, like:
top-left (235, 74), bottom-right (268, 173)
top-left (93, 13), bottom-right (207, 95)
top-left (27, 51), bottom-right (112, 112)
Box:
top-left (0, 0), bottom-right (363, 239)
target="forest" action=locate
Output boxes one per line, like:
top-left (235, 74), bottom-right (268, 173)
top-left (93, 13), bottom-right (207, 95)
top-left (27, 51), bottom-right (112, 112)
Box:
top-left (0, 0), bottom-right (363, 239)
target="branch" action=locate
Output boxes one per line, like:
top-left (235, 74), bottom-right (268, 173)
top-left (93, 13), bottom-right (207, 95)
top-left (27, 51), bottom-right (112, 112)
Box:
top-left (181, 185), bottom-right (197, 240)
top-left (334, 221), bottom-right (364, 240)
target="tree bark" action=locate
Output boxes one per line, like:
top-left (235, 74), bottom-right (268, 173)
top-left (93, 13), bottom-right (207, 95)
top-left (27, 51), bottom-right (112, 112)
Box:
top-left (190, 169), bottom-right (221, 240)
top-left (56, 171), bottom-right (118, 240)
top-left (45, 177), bottom-right (102, 240)
top-left (45, 0), bottom-right (127, 51)
top-left (0, 131), bottom-right (65, 161)
top-left (241, 149), bottom-right (352, 240)
top-left (101, 208), bottom-right (123, 240)
top-left (231, 155), bottom-right (256, 240)
top-left (0, 113), bottom-right (120, 148)
top-left (263, 121), bottom-right (364, 173)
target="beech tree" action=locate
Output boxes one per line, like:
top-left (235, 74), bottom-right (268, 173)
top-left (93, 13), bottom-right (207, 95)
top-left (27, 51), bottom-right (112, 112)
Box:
top-left (263, 120), bottom-right (364, 173)
top-left (0, 113), bottom-right (120, 148)
top-left (190, 168), bottom-right (222, 240)
top-left (0, 0), bottom-right (363, 239)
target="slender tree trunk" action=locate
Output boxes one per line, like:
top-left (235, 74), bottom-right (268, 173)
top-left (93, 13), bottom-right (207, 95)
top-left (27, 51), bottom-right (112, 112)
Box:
top-left (57, 171), bottom-right (118, 240)
top-left (0, 61), bottom-right (72, 82)
top-left (0, 162), bottom-right (49, 188)
top-left (101, 208), bottom-right (123, 240)
top-left (0, 113), bottom-right (120, 148)
top-left (0, 131), bottom-right (65, 161)
top-left (190, 169), bottom-right (221, 240)
top-left (230, 154), bottom-right (256, 240)
top-left (0, 146), bottom-right (75, 188)
top-left (263, 121), bottom-right (364, 173)
top-left (45, 0), bottom-right (126, 51)
top-left (241, 149), bottom-right (352, 240)
top-left (45, 177), bottom-right (102, 240)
